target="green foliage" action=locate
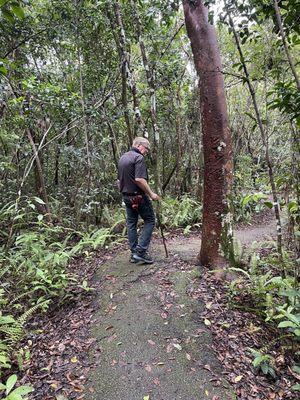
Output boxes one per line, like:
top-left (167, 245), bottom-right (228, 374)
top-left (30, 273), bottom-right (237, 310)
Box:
top-left (0, 196), bottom-right (123, 384)
top-left (161, 195), bottom-right (202, 228)
top-left (70, 227), bottom-right (112, 255)
top-left (249, 349), bottom-right (276, 378)
top-left (268, 81), bottom-right (300, 122)
top-left (228, 248), bottom-right (299, 339)
top-left (233, 190), bottom-right (271, 222)
top-left (0, 374), bottom-right (33, 400)
top-left (275, 305), bottom-right (300, 337)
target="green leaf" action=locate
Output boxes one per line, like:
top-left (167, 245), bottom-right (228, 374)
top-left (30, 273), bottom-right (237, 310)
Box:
top-left (2, 9), bottom-right (15, 23)
top-left (33, 197), bottom-right (45, 205)
top-left (253, 357), bottom-right (262, 367)
top-left (0, 382), bottom-right (6, 390)
top-left (264, 201), bottom-right (273, 209)
top-left (278, 320), bottom-right (296, 328)
top-left (6, 375), bottom-right (17, 395)
top-left (291, 383), bottom-right (300, 392)
top-left (11, 5), bottom-right (25, 19)
top-left (261, 363), bottom-right (268, 374)
top-left (0, 315), bottom-right (15, 324)
top-left (7, 392), bottom-right (22, 400)
top-left (292, 365), bottom-right (300, 374)
top-left (0, 65), bottom-right (7, 75)
top-left (10, 386), bottom-right (34, 395)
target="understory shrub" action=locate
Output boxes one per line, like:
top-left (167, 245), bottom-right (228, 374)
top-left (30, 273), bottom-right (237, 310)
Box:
top-left (161, 195), bottom-right (202, 229)
top-left (228, 246), bottom-right (300, 343)
top-left (0, 196), bottom-right (122, 391)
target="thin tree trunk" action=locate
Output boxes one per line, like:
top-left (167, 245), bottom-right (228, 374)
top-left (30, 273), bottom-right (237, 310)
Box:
top-left (110, 1), bottom-right (147, 143)
top-left (26, 128), bottom-right (52, 222)
top-left (290, 120), bottom-right (300, 258)
top-left (78, 52), bottom-right (92, 195)
top-left (228, 12), bottom-right (283, 261)
top-left (162, 161), bottom-right (178, 194)
top-left (183, 0), bottom-right (234, 267)
top-left (273, 0), bottom-right (300, 91)
top-left (130, 0), bottom-right (161, 193)
top-left (76, 1), bottom-right (92, 195)
top-left (54, 142), bottom-right (60, 186)
top-left (107, 120), bottom-right (120, 171)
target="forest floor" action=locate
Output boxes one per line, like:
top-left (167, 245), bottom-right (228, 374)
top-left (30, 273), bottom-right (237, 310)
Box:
top-left (22, 212), bottom-right (299, 400)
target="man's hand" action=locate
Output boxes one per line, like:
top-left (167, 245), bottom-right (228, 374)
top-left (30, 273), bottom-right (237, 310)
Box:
top-left (150, 192), bottom-right (160, 201)
top-left (135, 178), bottom-right (160, 200)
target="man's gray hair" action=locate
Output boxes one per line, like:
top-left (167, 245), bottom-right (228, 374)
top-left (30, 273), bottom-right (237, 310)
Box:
top-left (133, 137), bottom-right (150, 148)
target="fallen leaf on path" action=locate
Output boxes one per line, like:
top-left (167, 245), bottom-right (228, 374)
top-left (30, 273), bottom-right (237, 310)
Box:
top-left (166, 344), bottom-right (173, 353)
top-left (186, 353), bottom-right (191, 361)
top-left (105, 325), bottom-right (114, 331)
top-left (143, 396), bottom-right (150, 400)
top-left (234, 375), bottom-right (243, 383)
top-left (173, 343), bottom-right (182, 351)
top-left (204, 319), bottom-right (211, 326)
top-left (161, 312), bottom-right (168, 319)
top-left (58, 343), bottom-right (65, 352)
top-left (71, 356), bottom-right (78, 363)
top-left (145, 365), bottom-right (152, 372)
top-left (147, 340), bottom-right (156, 346)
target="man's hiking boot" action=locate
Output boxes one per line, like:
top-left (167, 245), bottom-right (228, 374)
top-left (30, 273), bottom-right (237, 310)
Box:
top-left (132, 253), bottom-right (154, 264)
top-left (130, 253), bottom-right (139, 263)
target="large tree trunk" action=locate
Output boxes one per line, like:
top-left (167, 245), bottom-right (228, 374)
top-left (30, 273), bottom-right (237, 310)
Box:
top-left (183, 0), bottom-right (234, 267)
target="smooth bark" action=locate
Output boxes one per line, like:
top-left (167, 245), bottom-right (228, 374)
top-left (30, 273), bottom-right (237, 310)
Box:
top-left (183, 0), bottom-right (234, 267)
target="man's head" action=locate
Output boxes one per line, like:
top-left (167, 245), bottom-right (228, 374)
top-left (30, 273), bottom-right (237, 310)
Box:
top-left (133, 137), bottom-right (150, 155)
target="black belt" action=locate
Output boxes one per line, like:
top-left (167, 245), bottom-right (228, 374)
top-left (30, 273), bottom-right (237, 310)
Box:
top-left (122, 192), bottom-right (142, 196)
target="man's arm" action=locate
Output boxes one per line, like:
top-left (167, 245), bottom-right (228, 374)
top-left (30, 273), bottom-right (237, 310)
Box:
top-left (135, 178), bottom-right (160, 201)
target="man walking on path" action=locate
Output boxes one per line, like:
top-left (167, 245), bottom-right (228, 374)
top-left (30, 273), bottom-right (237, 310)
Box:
top-left (118, 137), bottom-right (160, 264)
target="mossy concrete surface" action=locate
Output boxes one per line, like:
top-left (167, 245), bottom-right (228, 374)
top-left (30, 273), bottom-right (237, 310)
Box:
top-left (85, 238), bottom-right (234, 400)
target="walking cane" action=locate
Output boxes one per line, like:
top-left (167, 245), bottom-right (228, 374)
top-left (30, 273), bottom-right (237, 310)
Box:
top-left (155, 201), bottom-right (169, 258)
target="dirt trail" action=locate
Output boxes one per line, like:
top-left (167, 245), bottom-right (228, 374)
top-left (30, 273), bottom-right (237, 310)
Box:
top-left (85, 217), bottom-right (276, 400)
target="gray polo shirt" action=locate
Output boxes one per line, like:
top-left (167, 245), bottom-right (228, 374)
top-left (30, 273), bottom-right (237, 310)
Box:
top-left (118, 148), bottom-right (148, 194)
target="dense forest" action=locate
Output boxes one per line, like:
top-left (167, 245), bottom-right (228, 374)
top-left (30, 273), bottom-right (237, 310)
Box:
top-left (0, 0), bottom-right (299, 399)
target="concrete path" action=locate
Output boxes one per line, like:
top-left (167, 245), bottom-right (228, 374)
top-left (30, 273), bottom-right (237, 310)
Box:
top-left (86, 241), bottom-right (233, 400)
top-left (85, 216), bottom-right (276, 400)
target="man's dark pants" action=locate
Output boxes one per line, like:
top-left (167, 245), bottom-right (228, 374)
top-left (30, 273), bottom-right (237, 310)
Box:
top-left (123, 194), bottom-right (155, 256)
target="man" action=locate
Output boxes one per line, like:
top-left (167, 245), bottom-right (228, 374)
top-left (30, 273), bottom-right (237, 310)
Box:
top-left (118, 137), bottom-right (160, 264)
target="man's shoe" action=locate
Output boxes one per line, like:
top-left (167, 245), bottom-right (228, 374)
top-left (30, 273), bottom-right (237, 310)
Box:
top-left (132, 253), bottom-right (154, 264)
top-left (130, 253), bottom-right (139, 263)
